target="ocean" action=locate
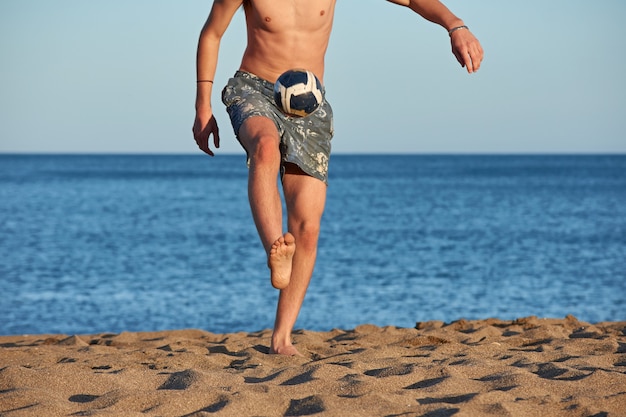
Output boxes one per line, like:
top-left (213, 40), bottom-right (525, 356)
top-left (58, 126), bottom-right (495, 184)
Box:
top-left (1, 154), bottom-right (624, 336)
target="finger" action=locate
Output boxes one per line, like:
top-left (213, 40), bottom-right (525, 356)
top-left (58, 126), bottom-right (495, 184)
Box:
top-left (192, 131), bottom-right (214, 157)
top-left (472, 45), bottom-right (484, 71)
top-left (465, 52), bottom-right (475, 74)
top-left (193, 119), bottom-right (217, 156)
top-left (199, 138), bottom-right (214, 156)
top-left (201, 136), bottom-right (214, 156)
top-left (213, 124), bottom-right (220, 149)
top-left (466, 45), bottom-right (483, 73)
top-left (468, 50), bottom-right (483, 73)
top-left (453, 49), bottom-right (465, 68)
top-left (456, 47), bottom-right (473, 73)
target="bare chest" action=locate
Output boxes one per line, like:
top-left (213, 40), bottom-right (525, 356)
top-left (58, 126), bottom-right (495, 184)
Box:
top-left (245, 0), bottom-right (335, 32)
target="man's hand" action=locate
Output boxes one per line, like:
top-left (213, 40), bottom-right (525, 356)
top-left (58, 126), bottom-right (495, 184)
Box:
top-left (193, 111), bottom-right (220, 156)
top-left (450, 28), bottom-right (484, 73)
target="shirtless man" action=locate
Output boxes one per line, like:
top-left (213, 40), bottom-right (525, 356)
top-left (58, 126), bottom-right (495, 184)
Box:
top-left (192, 0), bottom-right (483, 356)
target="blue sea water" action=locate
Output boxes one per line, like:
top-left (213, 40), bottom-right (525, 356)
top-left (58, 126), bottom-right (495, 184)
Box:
top-left (0, 154), bottom-right (624, 336)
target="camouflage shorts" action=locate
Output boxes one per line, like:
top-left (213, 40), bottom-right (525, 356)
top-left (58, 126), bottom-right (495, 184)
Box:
top-left (222, 71), bottom-right (334, 184)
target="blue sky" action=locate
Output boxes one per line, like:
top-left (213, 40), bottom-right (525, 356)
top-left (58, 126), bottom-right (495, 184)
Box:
top-left (1, 1), bottom-right (624, 154)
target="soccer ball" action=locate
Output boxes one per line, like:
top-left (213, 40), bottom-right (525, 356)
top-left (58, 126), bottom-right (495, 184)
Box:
top-left (273, 69), bottom-right (323, 117)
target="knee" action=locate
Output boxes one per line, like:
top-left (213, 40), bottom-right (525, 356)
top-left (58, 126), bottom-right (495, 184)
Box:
top-left (292, 220), bottom-right (321, 249)
top-left (249, 135), bottom-right (280, 166)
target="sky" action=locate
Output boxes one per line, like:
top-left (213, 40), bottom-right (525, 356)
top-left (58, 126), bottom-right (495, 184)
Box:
top-left (1, 1), bottom-right (625, 155)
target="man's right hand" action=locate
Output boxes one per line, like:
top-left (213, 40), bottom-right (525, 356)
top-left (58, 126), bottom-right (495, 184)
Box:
top-left (192, 111), bottom-right (220, 156)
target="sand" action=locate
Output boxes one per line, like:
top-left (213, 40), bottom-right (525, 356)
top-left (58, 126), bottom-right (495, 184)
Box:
top-left (1, 315), bottom-right (625, 416)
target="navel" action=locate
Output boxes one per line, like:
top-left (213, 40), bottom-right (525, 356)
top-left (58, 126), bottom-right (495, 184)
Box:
top-left (320, 10), bottom-right (325, 16)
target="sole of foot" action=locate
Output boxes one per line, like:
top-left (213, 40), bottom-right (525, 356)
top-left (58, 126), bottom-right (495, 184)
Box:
top-left (269, 232), bottom-right (296, 290)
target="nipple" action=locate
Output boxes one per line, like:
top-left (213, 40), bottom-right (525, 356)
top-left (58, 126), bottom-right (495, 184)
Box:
top-left (265, 16), bottom-right (271, 23)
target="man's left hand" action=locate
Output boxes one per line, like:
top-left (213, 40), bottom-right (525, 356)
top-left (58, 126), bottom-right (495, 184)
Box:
top-left (450, 29), bottom-right (484, 73)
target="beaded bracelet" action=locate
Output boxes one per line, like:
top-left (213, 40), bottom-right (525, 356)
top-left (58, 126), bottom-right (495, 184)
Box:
top-left (448, 25), bottom-right (469, 37)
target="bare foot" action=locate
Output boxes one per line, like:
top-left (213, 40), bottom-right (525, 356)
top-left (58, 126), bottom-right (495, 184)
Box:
top-left (268, 232), bottom-right (296, 289)
top-left (269, 343), bottom-right (304, 357)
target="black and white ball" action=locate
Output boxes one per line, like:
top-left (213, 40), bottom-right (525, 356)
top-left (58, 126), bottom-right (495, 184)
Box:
top-left (273, 69), bottom-right (323, 117)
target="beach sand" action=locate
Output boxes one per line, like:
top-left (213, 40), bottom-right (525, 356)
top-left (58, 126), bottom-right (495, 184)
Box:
top-left (1, 316), bottom-right (624, 416)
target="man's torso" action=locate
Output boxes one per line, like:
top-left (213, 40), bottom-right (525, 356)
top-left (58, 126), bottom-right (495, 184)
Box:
top-left (239, 0), bottom-right (336, 83)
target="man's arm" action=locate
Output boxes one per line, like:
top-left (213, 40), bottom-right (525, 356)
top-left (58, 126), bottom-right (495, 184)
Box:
top-left (386, 0), bottom-right (483, 73)
top-left (193, 0), bottom-right (243, 156)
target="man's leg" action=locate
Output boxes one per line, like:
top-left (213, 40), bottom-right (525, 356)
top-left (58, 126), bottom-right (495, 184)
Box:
top-left (270, 165), bottom-right (327, 356)
top-left (238, 117), bottom-right (296, 289)
top-left (238, 117), bottom-right (326, 355)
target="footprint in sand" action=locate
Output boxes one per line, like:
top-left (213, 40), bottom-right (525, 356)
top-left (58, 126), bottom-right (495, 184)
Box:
top-left (69, 394), bottom-right (99, 403)
top-left (184, 397), bottom-right (229, 415)
top-left (417, 393), bottom-right (478, 405)
top-left (280, 367), bottom-right (317, 386)
top-left (158, 369), bottom-right (201, 390)
top-left (284, 395), bottom-right (325, 416)
top-left (473, 373), bottom-right (519, 392)
top-left (404, 376), bottom-right (449, 390)
top-left (364, 364), bottom-right (414, 378)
